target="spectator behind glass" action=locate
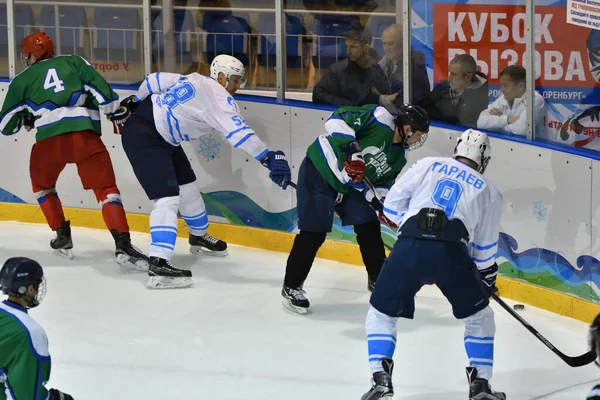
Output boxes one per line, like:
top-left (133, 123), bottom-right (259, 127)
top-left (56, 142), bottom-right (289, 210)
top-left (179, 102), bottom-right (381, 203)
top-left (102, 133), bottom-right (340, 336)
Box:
top-left (477, 65), bottom-right (546, 137)
top-left (417, 54), bottom-right (489, 128)
top-left (377, 24), bottom-right (431, 111)
top-left (312, 25), bottom-right (391, 107)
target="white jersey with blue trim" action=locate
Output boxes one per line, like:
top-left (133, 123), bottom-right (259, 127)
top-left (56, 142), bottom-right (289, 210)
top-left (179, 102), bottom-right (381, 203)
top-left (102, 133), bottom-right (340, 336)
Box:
top-left (383, 156), bottom-right (503, 270)
top-left (134, 72), bottom-right (268, 160)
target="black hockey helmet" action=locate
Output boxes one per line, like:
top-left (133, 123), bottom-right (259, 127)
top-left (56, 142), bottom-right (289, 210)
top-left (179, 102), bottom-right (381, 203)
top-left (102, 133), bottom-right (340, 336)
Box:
top-left (0, 257), bottom-right (46, 308)
top-left (393, 103), bottom-right (430, 151)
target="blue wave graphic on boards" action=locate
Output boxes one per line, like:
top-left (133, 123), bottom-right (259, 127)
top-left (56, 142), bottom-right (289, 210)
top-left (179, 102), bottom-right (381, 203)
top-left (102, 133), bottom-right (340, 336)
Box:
top-left (497, 232), bottom-right (600, 287)
top-left (0, 188), bottom-right (26, 204)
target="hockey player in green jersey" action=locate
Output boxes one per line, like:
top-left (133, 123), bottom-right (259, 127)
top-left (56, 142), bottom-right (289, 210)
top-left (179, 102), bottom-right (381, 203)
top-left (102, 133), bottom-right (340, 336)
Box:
top-left (0, 257), bottom-right (74, 400)
top-left (281, 103), bottom-right (430, 314)
top-left (0, 32), bottom-right (148, 270)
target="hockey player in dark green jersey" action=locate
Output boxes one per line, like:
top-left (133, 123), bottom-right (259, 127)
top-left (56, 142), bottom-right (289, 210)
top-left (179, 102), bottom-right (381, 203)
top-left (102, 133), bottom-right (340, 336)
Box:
top-left (0, 32), bottom-right (148, 270)
top-left (281, 103), bottom-right (430, 314)
top-left (0, 257), bottom-right (74, 400)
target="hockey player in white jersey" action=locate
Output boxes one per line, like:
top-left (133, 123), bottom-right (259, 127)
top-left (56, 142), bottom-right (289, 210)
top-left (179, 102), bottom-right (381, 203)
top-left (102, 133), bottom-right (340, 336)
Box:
top-left (119, 55), bottom-right (291, 289)
top-left (362, 129), bottom-right (505, 400)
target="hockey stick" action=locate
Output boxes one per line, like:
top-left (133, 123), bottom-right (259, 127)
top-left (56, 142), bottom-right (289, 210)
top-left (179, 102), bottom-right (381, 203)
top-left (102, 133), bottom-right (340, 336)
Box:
top-left (490, 292), bottom-right (596, 367)
top-left (289, 171), bottom-right (596, 367)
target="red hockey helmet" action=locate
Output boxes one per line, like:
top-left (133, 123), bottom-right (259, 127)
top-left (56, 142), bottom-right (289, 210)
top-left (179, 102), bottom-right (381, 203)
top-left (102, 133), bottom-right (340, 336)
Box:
top-left (21, 32), bottom-right (54, 66)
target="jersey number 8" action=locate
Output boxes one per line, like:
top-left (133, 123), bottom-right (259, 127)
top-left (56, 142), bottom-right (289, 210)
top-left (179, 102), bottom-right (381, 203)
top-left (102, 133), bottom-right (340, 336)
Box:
top-left (163, 82), bottom-right (196, 108)
top-left (430, 178), bottom-right (463, 217)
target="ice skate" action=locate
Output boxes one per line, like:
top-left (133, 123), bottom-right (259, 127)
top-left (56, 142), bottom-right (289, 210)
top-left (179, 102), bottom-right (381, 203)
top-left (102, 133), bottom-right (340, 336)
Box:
top-left (361, 358), bottom-right (394, 400)
top-left (147, 256), bottom-right (193, 289)
top-left (189, 233), bottom-right (228, 256)
top-left (50, 220), bottom-right (73, 260)
top-left (466, 367), bottom-right (506, 400)
top-left (281, 285), bottom-right (309, 315)
top-left (111, 230), bottom-right (150, 272)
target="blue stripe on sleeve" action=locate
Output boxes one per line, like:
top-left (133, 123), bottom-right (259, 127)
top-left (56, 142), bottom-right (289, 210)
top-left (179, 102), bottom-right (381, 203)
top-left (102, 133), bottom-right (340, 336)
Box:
top-left (226, 125), bottom-right (251, 139)
top-left (472, 254), bottom-right (495, 263)
top-left (145, 76), bottom-right (152, 94)
top-left (383, 206), bottom-right (398, 216)
top-left (472, 241), bottom-right (498, 250)
top-left (233, 133), bottom-right (254, 148)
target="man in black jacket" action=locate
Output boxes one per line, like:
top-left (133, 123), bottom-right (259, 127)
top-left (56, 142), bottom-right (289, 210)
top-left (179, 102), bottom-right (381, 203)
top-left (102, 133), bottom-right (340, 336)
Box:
top-left (377, 24), bottom-right (431, 110)
top-left (417, 54), bottom-right (489, 128)
top-left (312, 25), bottom-right (392, 107)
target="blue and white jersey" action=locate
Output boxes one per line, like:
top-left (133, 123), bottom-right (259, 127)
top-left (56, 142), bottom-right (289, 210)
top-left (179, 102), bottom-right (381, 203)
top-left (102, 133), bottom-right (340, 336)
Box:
top-left (383, 156), bottom-right (503, 270)
top-left (134, 72), bottom-right (268, 160)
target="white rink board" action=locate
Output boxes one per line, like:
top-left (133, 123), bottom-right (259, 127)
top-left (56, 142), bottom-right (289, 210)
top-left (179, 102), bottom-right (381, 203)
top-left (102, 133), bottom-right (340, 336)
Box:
top-left (0, 82), bottom-right (598, 302)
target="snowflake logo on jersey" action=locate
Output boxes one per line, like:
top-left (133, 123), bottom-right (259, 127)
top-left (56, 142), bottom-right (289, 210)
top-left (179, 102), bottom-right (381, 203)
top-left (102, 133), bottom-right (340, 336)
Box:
top-left (197, 134), bottom-right (221, 162)
top-left (533, 200), bottom-right (547, 222)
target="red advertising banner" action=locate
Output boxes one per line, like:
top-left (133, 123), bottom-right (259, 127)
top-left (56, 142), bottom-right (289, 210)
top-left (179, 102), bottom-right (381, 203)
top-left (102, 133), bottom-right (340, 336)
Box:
top-left (433, 4), bottom-right (597, 89)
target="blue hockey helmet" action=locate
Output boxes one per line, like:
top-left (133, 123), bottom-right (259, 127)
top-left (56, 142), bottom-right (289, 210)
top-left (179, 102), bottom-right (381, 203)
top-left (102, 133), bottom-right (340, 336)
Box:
top-left (0, 257), bottom-right (46, 308)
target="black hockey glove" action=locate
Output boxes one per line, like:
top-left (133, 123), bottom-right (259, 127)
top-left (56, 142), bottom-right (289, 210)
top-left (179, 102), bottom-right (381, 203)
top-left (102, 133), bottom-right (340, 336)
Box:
top-left (22, 112), bottom-right (36, 131)
top-left (478, 263), bottom-right (498, 296)
top-left (120, 95), bottom-right (140, 114)
top-left (107, 106), bottom-right (131, 135)
top-left (49, 388), bottom-right (75, 400)
top-left (260, 150), bottom-right (291, 190)
top-left (364, 188), bottom-right (397, 229)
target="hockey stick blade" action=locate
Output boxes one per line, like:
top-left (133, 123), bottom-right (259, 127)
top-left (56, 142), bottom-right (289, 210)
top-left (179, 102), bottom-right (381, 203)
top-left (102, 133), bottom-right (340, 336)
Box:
top-left (491, 293), bottom-right (596, 367)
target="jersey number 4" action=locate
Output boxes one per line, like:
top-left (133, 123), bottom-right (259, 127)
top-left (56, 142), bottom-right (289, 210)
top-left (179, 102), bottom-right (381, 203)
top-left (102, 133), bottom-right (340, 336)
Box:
top-left (431, 178), bottom-right (463, 217)
top-left (43, 68), bottom-right (65, 94)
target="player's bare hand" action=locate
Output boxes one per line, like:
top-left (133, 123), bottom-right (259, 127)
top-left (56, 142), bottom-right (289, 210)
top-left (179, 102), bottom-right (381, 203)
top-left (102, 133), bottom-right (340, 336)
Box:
top-left (507, 116), bottom-right (518, 124)
top-left (489, 108), bottom-right (502, 116)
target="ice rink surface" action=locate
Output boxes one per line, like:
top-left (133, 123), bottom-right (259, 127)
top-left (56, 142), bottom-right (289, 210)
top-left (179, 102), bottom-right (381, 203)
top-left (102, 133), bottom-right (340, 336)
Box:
top-left (0, 221), bottom-right (598, 399)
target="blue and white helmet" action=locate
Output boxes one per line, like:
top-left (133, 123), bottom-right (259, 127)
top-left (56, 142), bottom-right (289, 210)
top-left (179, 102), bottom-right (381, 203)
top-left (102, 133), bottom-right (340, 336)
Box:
top-left (210, 54), bottom-right (246, 88)
top-left (453, 129), bottom-right (491, 174)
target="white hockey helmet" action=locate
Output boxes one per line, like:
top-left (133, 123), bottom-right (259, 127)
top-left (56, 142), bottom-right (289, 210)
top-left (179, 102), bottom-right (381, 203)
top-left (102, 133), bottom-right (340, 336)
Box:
top-left (210, 54), bottom-right (246, 88)
top-left (453, 129), bottom-right (491, 174)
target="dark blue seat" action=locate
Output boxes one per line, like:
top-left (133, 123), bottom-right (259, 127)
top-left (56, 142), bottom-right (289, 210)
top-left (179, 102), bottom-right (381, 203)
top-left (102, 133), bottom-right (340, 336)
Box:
top-left (93, 7), bottom-right (141, 62)
top-left (257, 13), bottom-right (305, 69)
top-left (40, 5), bottom-right (87, 56)
top-left (202, 11), bottom-right (250, 65)
top-left (312, 14), bottom-right (360, 69)
top-left (369, 15), bottom-right (395, 57)
top-left (0, 4), bottom-right (34, 55)
top-left (152, 9), bottom-right (196, 66)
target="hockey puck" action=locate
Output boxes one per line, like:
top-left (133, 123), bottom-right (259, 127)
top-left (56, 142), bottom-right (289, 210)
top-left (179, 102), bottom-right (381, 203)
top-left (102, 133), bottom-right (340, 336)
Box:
top-left (513, 304), bottom-right (525, 310)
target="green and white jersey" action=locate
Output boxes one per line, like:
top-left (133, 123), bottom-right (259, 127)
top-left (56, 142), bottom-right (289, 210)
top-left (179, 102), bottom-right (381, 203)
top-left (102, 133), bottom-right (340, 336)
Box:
top-left (307, 105), bottom-right (407, 194)
top-left (0, 300), bottom-right (51, 400)
top-left (0, 55), bottom-right (119, 142)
